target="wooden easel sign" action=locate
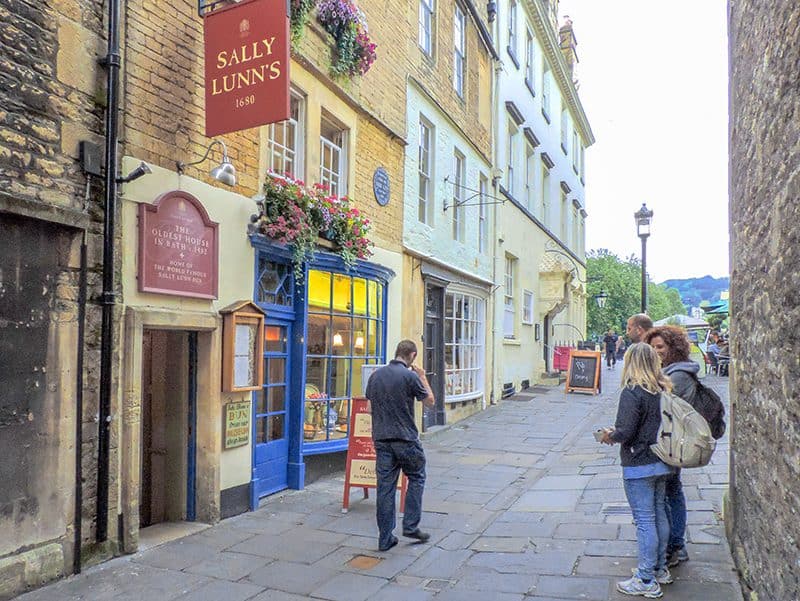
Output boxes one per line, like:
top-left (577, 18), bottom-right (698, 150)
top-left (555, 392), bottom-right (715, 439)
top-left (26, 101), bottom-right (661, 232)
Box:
top-left (565, 350), bottom-right (602, 395)
top-left (342, 397), bottom-right (406, 513)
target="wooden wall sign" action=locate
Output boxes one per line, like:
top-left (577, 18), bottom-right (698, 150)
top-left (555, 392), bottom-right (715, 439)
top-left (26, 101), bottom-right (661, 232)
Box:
top-left (342, 397), bottom-right (406, 513)
top-left (565, 350), bottom-right (602, 395)
top-left (138, 191), bottom-right (219, 299)
top-left (224, 400), bottom-right (251, 448)
top-left (203, 0), bottom-right (290, 137)
top-left (220, 301), bottom-right (265, 392)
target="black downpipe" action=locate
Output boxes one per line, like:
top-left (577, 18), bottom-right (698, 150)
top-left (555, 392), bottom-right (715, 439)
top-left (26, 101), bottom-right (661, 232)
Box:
top-left (74, 234), bottom-right (87, 572)
top-left (97, 0), bottom-right (122, 543)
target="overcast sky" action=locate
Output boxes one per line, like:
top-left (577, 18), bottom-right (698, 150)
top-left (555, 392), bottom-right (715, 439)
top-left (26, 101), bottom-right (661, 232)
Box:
top-left (559, 0), bottom-right (729, 283)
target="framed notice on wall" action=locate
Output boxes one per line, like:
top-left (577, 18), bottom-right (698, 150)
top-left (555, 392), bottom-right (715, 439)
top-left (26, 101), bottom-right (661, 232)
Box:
top-left (224, 401), bottom-right (251, 449)
top-left (565, 350), bottom-right (602, 395)
top-left (221, 301), bottom-right (265, 392)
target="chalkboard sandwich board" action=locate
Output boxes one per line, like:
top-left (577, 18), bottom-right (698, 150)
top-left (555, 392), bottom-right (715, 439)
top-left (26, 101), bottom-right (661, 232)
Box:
top-left (565, 350), bottom-right (602, 395)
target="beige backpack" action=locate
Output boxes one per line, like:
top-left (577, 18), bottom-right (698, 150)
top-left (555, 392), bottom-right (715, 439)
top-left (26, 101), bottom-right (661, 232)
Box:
top-left (650, 391), bottom-right (716, 468)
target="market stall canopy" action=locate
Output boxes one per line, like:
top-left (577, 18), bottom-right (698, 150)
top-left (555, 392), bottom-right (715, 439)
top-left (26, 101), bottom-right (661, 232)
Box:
top-left (702, 299), bottom-right (729, 315)
top-left (653, 314), bottom-right (710, 329)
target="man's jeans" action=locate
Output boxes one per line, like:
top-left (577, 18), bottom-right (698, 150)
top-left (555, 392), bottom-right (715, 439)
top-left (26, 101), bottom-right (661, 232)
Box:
top-left (374, 439), bottom-right (426, 550)
top-left (665, 471), bottom-right (686, 552)
top-left (623, 474), bottom-right (669, 581)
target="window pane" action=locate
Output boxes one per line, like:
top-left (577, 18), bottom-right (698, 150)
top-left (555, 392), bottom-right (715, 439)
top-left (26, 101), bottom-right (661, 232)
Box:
top-left (268, 358), bottom-right (285, 383)
top-left (264, 325), bottom-right (286, 353)
top-left (329, 358), bottom-right (350, 398)
top-left (307, 313), bottom-right (331, 355)
top-left (308, 270), bottom-right (332, 310)
top-left (367, 319), bottom-right (378, 355)
top-left (353, 278), bottom-right (367, 315)
top-left (351, 358), bottom-right (366, 396)
top-left (305, 358), bottom-right (327, 396)
top-left (332, 273), bottom-right (352, 314)
top-left (367, 280), bottom-right (378, 317)
top-left (267, 385), bottom-right (285, 413)
top-left (257, 417), bottom-right (267, 443)
top-left (304, 400), bottom-right (325, 441)
top-left (353, 317), bottom-right (367, 357)
top-left (331, 314), bottom-right (351, 356)
top-left (267, 414), bottom-right (285, 441)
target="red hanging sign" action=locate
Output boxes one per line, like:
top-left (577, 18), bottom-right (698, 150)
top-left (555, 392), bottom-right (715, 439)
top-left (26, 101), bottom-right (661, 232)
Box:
top-left (203, 0), bottom-right (290, 137)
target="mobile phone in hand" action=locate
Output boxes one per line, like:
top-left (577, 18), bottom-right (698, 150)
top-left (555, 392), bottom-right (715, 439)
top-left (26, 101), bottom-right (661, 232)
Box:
top-left (593, 429), bottom-right (607, 442)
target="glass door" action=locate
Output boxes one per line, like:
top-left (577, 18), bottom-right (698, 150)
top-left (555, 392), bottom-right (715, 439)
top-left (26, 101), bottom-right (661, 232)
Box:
top-left (251, 322), bottom-right (291, 504)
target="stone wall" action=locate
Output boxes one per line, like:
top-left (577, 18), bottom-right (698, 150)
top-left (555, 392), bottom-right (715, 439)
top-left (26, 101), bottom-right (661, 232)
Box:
top-left (728, 2), bottom-right (800, 599)
top-left (0, 0), bottom-right (109, 593)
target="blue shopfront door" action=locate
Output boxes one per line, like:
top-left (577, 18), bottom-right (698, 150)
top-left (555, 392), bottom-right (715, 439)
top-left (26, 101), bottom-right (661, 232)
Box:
top-left (251, 321), bottom-right (291, 505)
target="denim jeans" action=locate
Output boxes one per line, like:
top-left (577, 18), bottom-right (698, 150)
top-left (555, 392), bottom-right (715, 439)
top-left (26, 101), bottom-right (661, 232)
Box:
top-left (665, 471), bottom-right (686, 551)
top-left (623, 474), bottom-right (670, 581)
top-left (374, 440), bottom-right (426, 550)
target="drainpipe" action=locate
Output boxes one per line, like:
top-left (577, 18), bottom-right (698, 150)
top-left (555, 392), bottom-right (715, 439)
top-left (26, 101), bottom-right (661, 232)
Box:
top-left (490, 56), bottom-right (503, 405)
top-left (74, 234), bottom-right (87, 572)
top-left (97, 0), bottom-right (122, 543)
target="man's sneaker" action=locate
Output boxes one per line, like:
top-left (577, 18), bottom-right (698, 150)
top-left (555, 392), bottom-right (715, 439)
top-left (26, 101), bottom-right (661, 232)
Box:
top-left (402, 529), bottom-right (430, 543)
top-left (630, 567), bottom-right (673, 585)
top-left (378, 536), bottom-right (398, 552)
top-left (667, 546), bottom-right (689, 567)
top-left (616, 576), bottom-right (663, 598)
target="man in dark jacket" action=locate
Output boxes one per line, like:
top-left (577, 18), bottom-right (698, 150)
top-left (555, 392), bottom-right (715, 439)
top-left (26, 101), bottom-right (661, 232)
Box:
top-left (603, 329), bottom-right (619, 369)
top-left (365, 340), bottom-right (435, 552)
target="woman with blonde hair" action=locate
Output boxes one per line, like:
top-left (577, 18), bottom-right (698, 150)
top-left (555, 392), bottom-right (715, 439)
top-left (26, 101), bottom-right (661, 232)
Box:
top-left (600, 343), bottom-right (675, 598)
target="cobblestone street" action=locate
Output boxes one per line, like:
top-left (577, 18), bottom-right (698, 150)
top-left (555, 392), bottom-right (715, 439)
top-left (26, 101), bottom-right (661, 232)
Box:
top-left (19, 369), bottom-right (742, 601)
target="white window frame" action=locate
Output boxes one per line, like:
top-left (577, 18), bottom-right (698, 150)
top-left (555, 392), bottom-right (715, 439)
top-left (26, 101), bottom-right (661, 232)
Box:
top-left (572, 208), bottom-right (580, 253)
top-left (525, 143), bottom-right (535, 211)
top-left (503, 256), bottom-right (516, 338)
top-left (522, 289), bottom-right (534, 324)
top-left (541, 163), bottom-right (550, 227)
top-left (580, 145), bottom-right (586, 182)
top-left (507, 120), bottom-right (517, 194)
top-left (452, 150), bottom-right (466, 242)
top-left (418, 118), bottom-right (433, 224)
top-left (572, 131), bottom-right (579, 172)
top-left (478, 174), bottom-right (488, 253)
top-left (444, 291), bottom-right (485, 402)
top-left (560, 189), bottom-right (569, 242)
top-left (508, 0), bottom-right (517, 58)
top-left (267, 92), bottom-right (304, 178)
top-left (542, 62), bottom-right (551, 119)
top-left (319, 113), bottom-right (348, 196)
top-left (419, 0), bottom-right (434, 55)
top-left (453, 5), bottom-right (466, 97)
top-left (560, 106), bottom-right (569, 154)
top-left (525, 29), bottom-right (534, 92)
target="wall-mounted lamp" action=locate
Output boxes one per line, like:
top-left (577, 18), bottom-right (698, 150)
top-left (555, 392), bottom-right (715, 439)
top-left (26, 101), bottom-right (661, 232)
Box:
top-left (487, 1), bottom-right (497, 22)
top-left (333, 333), bottom-right (344, 347)
top-left (354, 333), bottom-right (365, 350)
top-left (116, 161), bottom-right (152, 184)
top-left (176, 139), bottom-right (237, 187)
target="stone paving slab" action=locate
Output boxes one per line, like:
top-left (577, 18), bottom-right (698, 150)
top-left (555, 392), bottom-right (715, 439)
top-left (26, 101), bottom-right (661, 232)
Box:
top-left (16, 371), bottom-right (742, 601)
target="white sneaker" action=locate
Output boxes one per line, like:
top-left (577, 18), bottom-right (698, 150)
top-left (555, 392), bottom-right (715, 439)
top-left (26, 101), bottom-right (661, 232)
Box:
top-left (631, 567), bottom-right (673, 584)
top-left (617, 575), bottom-right (663, 598)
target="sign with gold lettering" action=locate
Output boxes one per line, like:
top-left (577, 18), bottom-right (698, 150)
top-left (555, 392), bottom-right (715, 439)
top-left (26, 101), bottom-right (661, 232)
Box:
top-left (203, 0), bottom-right (290, 137)
top-left (138, 191), bottom-right (219, 299)
top-left (224, 401), bottom-right (251, 449)
top-left (342, 397), bottom-right (406, 513)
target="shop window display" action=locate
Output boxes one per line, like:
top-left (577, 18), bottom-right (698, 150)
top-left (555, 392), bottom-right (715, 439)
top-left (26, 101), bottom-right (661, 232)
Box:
top-left (304, 269), bottom-right (384, 443)
top-left (444, 292), bottom-right (485, 401)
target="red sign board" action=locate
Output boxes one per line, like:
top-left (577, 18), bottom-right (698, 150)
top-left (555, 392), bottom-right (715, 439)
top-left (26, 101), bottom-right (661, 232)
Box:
top-left (203, 0), bottom-right (290, 137)
top-left (342, 397), bottom-right (406, 513)
top-left (138, 191), bottom-right (219, 299)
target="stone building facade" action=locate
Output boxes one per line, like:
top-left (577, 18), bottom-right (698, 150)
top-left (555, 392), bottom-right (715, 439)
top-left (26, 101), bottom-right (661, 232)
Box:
top-left (728, 1), bottom-right (800, 599)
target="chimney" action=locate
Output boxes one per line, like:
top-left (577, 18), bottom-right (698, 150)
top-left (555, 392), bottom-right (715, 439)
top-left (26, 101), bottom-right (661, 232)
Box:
top-left (559, 15), bottom-right (578, 75)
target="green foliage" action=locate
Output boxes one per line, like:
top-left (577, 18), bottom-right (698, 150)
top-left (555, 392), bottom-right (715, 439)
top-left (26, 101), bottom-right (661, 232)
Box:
top-left (290, 0), bottom-right (316, 44)
top-left (586, 249), bottom-right (687, 339)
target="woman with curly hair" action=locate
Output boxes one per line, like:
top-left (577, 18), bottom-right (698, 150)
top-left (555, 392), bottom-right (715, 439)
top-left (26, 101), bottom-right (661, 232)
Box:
top-left (644, 325), bottom-right (701, 570)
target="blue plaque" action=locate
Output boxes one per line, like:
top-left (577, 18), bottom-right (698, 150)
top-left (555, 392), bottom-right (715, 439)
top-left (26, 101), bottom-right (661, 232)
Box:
top-left (372, 167), bottom-right (390, 206)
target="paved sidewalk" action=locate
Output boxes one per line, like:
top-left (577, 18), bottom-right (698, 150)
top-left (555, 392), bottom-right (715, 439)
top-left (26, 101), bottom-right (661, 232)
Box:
top-left (18, 368), bottom-right (742, 601)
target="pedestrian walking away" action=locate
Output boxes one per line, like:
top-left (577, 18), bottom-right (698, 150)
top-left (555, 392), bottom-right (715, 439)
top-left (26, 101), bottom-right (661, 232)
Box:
top-left (365, 339), bottom-right (435, 552)
top-left (599, 343), bottom-right (676, 598)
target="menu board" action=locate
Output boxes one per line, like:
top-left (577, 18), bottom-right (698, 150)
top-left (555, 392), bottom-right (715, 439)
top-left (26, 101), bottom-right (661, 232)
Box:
top-left (565, 350), bottom-right (602, 395)
top-left (224, 401), bottom-right (251, 449)
top-left (342, 397), bottom-right (405, 512)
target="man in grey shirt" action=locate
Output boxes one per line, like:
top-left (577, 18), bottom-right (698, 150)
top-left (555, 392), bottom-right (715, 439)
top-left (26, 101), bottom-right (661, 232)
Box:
top-left (365, 340), bottom-right (435, 551)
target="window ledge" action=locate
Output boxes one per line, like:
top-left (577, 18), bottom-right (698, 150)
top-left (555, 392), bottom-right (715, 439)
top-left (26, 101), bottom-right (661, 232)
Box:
top-left (525, 79), bottom-right (536, 98)
top-left (445, 392), bottom-right (483, 404)
top-left (541, 108), bottom-right (551, 124)
top-left (503, 338), bottom-right (522, 346)
top-left (507, 46), bottom-right (520, 69)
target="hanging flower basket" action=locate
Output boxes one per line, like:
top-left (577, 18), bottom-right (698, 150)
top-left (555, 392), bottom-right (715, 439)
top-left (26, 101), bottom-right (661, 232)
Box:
top-left (253, 173), bottom-right (374, 281)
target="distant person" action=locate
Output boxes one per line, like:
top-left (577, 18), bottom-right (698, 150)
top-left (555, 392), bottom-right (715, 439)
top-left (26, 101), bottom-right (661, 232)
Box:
top-left (616, 335), bottom-right (627, 361)
top-left (626, 313), bottom-right (654, 344)
top-left (365, 340), bottom-right (435, 552)
top-left (644, 325), bottom-right (700, 570)
top-left (603, 329), bottom-right (619, 369)
top-left (599, 343), bottom-right (675, 597)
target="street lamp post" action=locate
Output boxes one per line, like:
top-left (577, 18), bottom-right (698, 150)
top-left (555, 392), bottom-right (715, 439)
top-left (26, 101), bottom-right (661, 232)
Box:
top-left (634, 204), bottom-right (654, 313)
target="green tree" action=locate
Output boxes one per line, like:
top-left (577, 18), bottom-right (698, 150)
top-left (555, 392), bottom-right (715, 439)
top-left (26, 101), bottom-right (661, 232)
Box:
top-left (586, 250), bottom-right (687, 339)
